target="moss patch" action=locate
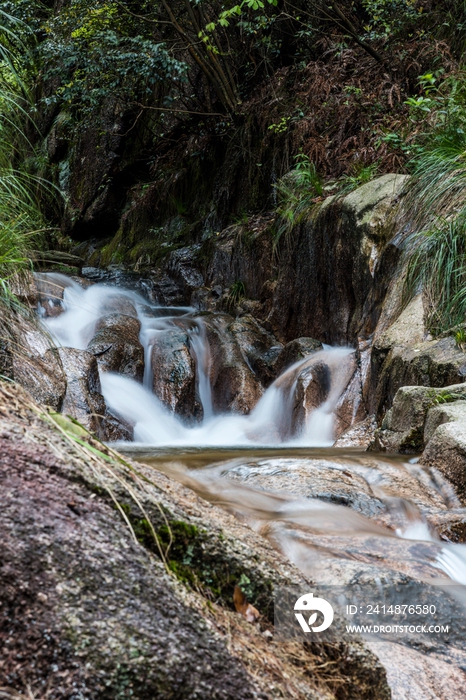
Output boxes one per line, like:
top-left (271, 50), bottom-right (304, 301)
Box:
top-left (120, 504), bottom-right (274, 618)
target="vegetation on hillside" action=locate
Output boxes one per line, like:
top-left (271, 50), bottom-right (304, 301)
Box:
top-left (0, 1), bottom-right (465, 330)
top-left (402, 69), bottom-right (466, 334)
top-left (0, 7), bottom-right (55, 302)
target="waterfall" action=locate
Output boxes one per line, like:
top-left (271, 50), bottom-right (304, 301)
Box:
top-left (100, 345), bottom-right (352, 447)
top-left (38, 273), bottom-right (356, 448)
top-left (188, 320), bottom-right (213, 420)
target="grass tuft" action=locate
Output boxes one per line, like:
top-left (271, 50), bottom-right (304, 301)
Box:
top-left (0, 9), bottom-right (57, 303)
top-left (402, 72), bottom-right (466, 334)
top-left (272, 152), bottom-right (323, 253)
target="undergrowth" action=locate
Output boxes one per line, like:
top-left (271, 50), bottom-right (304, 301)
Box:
top-left (0, 9), bottom-right (56, 303)
top-left (272, 152), bottom-right (323, 251)
top-left (402, 71), bottom-right (466, 335)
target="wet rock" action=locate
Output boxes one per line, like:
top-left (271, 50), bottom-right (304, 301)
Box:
top-left (334, 416), bottom-right (377, 449)
top-left (146, 269), bottom-right (189, 306)
top-left (191, 285), bottom-right (223, 312)
top-left (58, 347), bottom-right (106, 434)
top-left (150, 328), bottom-right (201, 419)
top-left (223, 454), bottom-right (451, 527)
top-left (227, 458), bottom-right (386, 520)
top-left (333, 346), bottom-right (371, 437)
top-left (228, 314), bottom-right (283, 385)
top-left (425, 509), bottom-right (466, 543)
top-left (0, 382), bottom-right (390, 700)
top-left (57, 347), bottom-right (130, 440)
top-left (291, 362), bottom-right (331, 436)
top-left (200, 313), bottom-right (263, 414)
top-left (87, 312), bottom-right (144, 382)
top-left (205, 217), bottom-right (274, 302)
top-left (274, 337), bottom-right (323, 376)
top-left (101, 409), bottom-right (134, 442)
top-left (166, 245), bottom-right (204, 303)
top-left (0, 312), bottom-right (67, 410)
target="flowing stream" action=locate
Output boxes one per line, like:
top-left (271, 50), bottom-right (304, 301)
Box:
top-left (38, 272), bottom-right (466, 695)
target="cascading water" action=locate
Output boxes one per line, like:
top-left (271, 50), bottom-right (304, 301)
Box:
top-left (39, 272), bottom-right (352, 447)
top-left (99, 347), bottom-right (352, 447)
top-left (36, 272), bottom-right (466, 697)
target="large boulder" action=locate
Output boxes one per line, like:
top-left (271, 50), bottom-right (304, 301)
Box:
top-left (373, 383), bottom-right (466, 453)
top-left (10, 348), bottom-right (67, 411)
top-left (88, 312), bottom-right (144, 382)
top-left (422, 421), bottom-right (466, 504)
top-left (58, 347), bottom-right (105, 432)
top-left (374, 337), bottom-right (466, 417)
top-left (228, 314), bottom-right (283, 385)
top-left (150, 327), bottom-right (201, 420)
top-left (58, 347), bottom-right (131, 441)
top-left (199, 313), bottom-right (263, 414)
top-left (424, 400), bottom-right (466, 444)
top-left (0, 382), bottom-right (390, 700)
top-left (421, 401), bottom-right (466, 504)
top-left (0, 311), bottom-right (67, 410)
top-left (265, 174), bottom-right (409, 344)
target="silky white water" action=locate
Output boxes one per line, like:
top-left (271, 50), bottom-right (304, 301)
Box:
top-left (37, 272), bottom-right (466, 590)
top-left (39, 272), bottom-right (353, 448)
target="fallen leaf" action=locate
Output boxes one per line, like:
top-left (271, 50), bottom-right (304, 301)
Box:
top-left (233, 585), bottom-right (260, 623)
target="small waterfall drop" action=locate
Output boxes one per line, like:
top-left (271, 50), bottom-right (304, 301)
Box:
top-left (188, 320), bottom-right (213, 420)
top-left (37, 272), bottom-right (355, 448)
top-left (99, 345), bottom-right (353, 447)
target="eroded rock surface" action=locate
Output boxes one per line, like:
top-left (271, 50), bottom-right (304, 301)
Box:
top-left (273, 337), bottom-right (323, 376)
top-left (200, 313), bottom-right (263, 414)
top-left (0, 383), bottom-right (390, 700)
top-left (265, 175), bottom-right (408, 344)
top-left (58, 347), bottom-right (131, 441)
top-left (88, 312), bottom-right (144, 381)
top-left (150, 327), bottom-right (201, 419)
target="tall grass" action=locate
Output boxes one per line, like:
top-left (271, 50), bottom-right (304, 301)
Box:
top-left (402, 73), bottom-right (466, 334)
top-left (0, 9), bottom-right (52, 302)
top-left (273, 153), bottom-right (323, 251)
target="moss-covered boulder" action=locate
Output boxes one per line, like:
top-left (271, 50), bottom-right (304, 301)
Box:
top-left (0, 382), bottom-right (390, 699)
